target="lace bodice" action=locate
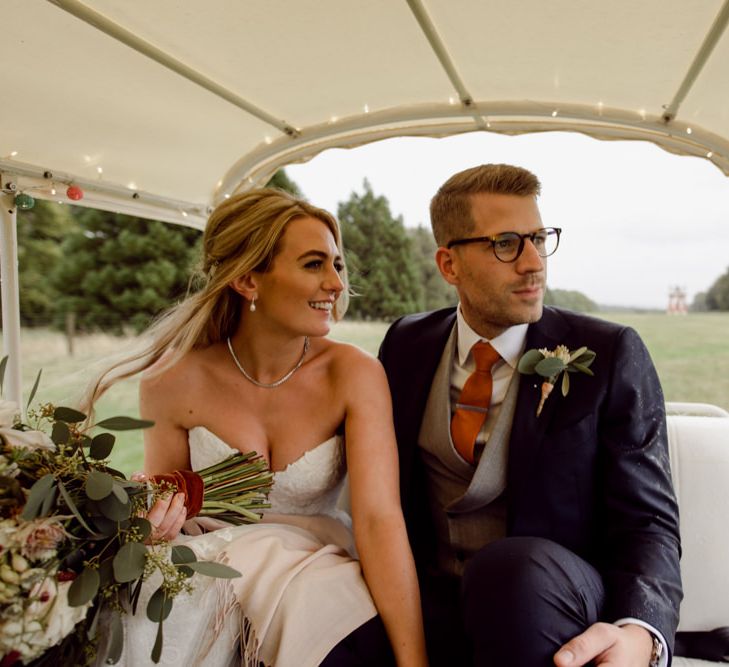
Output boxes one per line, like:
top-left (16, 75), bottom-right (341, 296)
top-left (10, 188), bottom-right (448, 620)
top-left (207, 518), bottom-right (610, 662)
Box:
top-left (188, 427), bottom-right (346, 516)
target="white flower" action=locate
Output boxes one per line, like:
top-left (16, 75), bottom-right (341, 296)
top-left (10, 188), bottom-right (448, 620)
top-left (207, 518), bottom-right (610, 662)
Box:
top-left (538, 344), bottom-right (571, 363)
top-left (0, 400), bottom-right (19, 428)
top-left (0, 427), bottom-right (56, 452)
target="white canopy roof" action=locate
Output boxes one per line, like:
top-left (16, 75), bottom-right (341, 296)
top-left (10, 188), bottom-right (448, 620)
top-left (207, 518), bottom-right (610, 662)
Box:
top-left (2, 0), bottom-right (729, 229)
top-left (2, 0), bottom-right (729, 404)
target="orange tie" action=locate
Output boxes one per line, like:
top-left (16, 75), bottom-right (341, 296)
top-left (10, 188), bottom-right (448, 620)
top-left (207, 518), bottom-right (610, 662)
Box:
top-left (451, 341), bottom-right (501, 464)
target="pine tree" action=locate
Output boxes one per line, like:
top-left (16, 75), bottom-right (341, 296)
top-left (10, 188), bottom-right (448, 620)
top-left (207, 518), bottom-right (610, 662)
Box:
top-left (13, 200), bottom-right (78, 327)
top-left (53, 208), bottom-right (201, 334)
top-left (705, 266), bottom-right (729, 311)
top-left (266, 169), bottom-right (302, 196)
top-left (407, 226), bottom-right (458, 311)
top-left (338, 181), bottom-right (424, 320)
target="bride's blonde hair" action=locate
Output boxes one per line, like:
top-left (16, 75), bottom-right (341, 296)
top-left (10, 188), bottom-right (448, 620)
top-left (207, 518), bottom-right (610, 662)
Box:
top-left (83, 188), bottom-right (348, 408)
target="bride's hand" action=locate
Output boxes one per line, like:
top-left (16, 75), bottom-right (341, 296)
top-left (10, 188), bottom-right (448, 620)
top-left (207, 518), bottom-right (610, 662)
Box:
top-left (131, 472), bottom-right (188, 542)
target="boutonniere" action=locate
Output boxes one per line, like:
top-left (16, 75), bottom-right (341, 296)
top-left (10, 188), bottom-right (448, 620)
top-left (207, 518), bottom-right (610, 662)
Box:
top-left (517, 344), bottom-right (596, 416)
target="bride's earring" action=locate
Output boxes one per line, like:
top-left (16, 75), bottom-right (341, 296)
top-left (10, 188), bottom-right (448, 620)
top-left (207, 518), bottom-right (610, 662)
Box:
top-left (249, 295), bottom-right (257, 312)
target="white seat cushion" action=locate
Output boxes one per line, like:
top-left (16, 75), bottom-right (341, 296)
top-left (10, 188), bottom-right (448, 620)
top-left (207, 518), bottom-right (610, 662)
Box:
top-left (667, 415), bottom-right (729, 633)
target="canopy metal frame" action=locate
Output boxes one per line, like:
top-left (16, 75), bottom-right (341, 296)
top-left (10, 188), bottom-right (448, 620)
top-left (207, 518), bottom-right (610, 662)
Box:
top-left (2, 0), bottom-right (729, 407)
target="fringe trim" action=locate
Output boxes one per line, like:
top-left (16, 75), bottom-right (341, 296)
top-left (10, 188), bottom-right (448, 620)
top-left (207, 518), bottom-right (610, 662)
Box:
top-left (190, 555), bottom-right (265, 667)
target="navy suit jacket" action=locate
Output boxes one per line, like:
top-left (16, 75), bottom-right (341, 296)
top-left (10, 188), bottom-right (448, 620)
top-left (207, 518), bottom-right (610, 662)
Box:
top-left (379, 306), bottom-right (682, 648)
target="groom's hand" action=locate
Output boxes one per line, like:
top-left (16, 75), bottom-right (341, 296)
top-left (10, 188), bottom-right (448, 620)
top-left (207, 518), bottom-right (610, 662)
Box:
top-left (554, 622), bottom-right (653, 666)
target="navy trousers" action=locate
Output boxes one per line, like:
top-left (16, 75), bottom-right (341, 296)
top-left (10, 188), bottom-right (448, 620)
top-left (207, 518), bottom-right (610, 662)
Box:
top-left (423, 536), bottom-right (605, 666)
top-left (320, 536), bottom-right (604, 666)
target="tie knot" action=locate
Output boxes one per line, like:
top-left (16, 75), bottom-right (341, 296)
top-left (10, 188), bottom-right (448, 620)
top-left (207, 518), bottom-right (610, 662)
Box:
top-left (471, 341), bottom-right (500, 373)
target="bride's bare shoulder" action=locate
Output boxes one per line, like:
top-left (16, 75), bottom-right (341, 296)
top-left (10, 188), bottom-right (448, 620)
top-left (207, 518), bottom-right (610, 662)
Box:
top-left (140, 344), bottom-right (225, 394)
top-left (319, 338), bottom-right (386, 383)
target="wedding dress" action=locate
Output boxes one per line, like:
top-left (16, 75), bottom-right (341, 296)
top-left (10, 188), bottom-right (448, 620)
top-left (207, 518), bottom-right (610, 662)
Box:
top-left (115, 427), bottom-right (377, 667)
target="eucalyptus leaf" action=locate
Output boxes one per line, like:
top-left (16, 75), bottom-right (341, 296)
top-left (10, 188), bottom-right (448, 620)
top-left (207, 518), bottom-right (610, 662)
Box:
top-left (53, 406), bottom-right (87, 423)
top-left (561, 370), bottom-right (570, 397)
top-left (147, 587), bottom-right (173, 622)
top-left (86, 470), bottom-right (114, 500)
top-left (572, 362), bottom-right (595, 376)
top-left (129, 516), bottom-right (152, 542)
top-left (151, 616), bottom-right (164, 663)
top-left (573, 351), bottom-right (596, 366)
top-left (517, 349), bottom-right (544, 374)
top-left (51, 421), bottom-right (70, 446)
top-left (170, 545), bottom-right (197, 565)
top-left (90, 432), bottom-right (115, 460)
top-left (178, 565), bottom-right (194, 579)
top-left (111, 482), bottom-right (129, 505)
top-left (21, 474), bottom-right (55, 521)
top-left (185, 561), bottom-right (241, 579)
top-left (113, 542), bottom-right (147, 583)
top-left (98, 556), bottom-right (115, 587)
top-left (96, 416), bottom-right (155, 431)
top-left (91, 515), bottom-right (123, 538)
top-left (130, 574), bottom-right (144, 615)
top-left (26, 369), bottom-right (42, 412)
top-left (68, 567), bottom-right (100, 607)
top-left (0, 355), bottom-right (7, 394)
top-left (86, 601), bottom-right (101, 640)
top-left (534, 356), bottom-right (566, 378)
top-left (98, 492), bottom-right (132, 521)
top-left (568, 346), bottom-right (587, 362)
top-left (57, 480), bottom-right (96, 533)
top-left (105, 610), bottom-right (124, 664)
top-left (39, 484), bottom-right (57, 516)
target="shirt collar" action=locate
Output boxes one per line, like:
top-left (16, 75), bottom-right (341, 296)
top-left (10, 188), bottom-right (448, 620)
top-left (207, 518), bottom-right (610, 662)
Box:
top-left (456, 305), bottom-right (529, 369)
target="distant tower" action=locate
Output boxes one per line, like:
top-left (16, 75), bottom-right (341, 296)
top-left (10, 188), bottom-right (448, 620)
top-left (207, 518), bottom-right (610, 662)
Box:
top-left (667, 286), bottom-right (688, 315)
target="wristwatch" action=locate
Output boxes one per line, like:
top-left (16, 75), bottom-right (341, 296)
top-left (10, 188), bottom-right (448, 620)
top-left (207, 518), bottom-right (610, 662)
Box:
top-left (649, 634), bottom-right (663, 667)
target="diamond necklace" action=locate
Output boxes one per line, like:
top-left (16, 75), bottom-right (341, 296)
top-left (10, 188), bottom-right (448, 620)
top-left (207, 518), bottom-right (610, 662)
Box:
top-left (226, 336), bottom-right (310, 388)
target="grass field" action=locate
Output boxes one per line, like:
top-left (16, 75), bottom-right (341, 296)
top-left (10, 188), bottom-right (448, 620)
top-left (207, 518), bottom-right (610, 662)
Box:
top-left (7, 312), bottom-right (729, 475)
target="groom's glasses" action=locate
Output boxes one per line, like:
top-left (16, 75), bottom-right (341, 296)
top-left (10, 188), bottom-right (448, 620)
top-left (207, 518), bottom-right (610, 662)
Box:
top-left (446, 227), bottom-right (562, 263)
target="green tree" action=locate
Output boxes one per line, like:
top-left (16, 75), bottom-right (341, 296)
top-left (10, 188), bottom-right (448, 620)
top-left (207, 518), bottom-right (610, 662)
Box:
top-left (407, 226), bottom-right (457, 311)
top-left (544, 288), bottom-right (598, 313)
top-left (13, 200), bottom-right (78, 326)
top-left (53, 208), bottom-right (201, 334)
top-left (266, 169), bottom-right (301, 196)
top-left (338, 181), bottom-right (423, 320)
top-left (705, 266), bottom-right (729, 311)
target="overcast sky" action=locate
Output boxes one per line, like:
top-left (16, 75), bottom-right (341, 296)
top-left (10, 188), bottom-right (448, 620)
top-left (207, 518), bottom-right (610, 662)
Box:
top-left (288, 131), bottom-right (729, 309)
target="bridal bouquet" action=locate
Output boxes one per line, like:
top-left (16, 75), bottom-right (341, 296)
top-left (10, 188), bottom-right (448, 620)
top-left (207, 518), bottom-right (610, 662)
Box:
top-left (0, 359), bottom-right (272, 666)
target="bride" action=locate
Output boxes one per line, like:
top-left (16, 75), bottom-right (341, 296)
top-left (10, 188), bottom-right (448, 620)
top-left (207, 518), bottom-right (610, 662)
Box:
top-left (86, 188), bottom-right (427, 666)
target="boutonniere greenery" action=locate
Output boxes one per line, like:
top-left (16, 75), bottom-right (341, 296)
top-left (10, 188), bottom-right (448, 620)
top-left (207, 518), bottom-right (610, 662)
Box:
top-left (517, 344), bottom-right (596, 416)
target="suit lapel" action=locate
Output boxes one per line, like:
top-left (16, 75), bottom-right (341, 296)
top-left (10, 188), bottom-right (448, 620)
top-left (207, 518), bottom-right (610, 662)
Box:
top-left (507, 308), bottom-right (571, 512)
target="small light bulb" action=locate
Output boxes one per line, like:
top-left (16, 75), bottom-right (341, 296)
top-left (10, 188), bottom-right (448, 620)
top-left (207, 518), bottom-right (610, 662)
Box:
top-left (707, 151), bottom-right (714, 158)
top-left (363, 104), bottom-right (369, 113)
top-left (686, 127), bottom-right (692, 135)
top-left (97, 166), bottom-right (103, 174)
top-left (551, 110), bottom-right (558, 117)
top-left (10, 151), bottom-right (18, 157)
top-left (181, 210), bottom-right (188, 217)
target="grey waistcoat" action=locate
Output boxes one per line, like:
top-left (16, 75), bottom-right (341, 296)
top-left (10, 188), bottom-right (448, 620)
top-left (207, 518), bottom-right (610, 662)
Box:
top-left (417, 326), bottom-right (520, 576)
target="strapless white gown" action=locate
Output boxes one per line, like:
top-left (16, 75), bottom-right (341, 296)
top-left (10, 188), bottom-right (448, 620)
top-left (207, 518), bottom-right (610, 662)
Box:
top-left (115, 427), bottom-right (377, 667)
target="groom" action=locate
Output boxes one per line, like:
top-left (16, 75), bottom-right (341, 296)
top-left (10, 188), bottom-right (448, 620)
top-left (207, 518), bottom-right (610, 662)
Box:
top-left (378, 164), bottom-right (682, 666)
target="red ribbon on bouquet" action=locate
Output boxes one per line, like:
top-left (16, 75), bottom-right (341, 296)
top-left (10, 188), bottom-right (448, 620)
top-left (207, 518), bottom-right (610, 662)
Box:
top-left (150, 470), bottom-right (205, 518)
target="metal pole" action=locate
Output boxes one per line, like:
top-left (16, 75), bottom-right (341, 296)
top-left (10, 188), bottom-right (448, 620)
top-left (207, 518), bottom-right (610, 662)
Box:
top-left (0, 176), bottom-right (24, 415)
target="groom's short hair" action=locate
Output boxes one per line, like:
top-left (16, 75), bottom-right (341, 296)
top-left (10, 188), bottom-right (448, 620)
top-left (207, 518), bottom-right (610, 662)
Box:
top-left (430, 164), bottom-right (541, 247)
